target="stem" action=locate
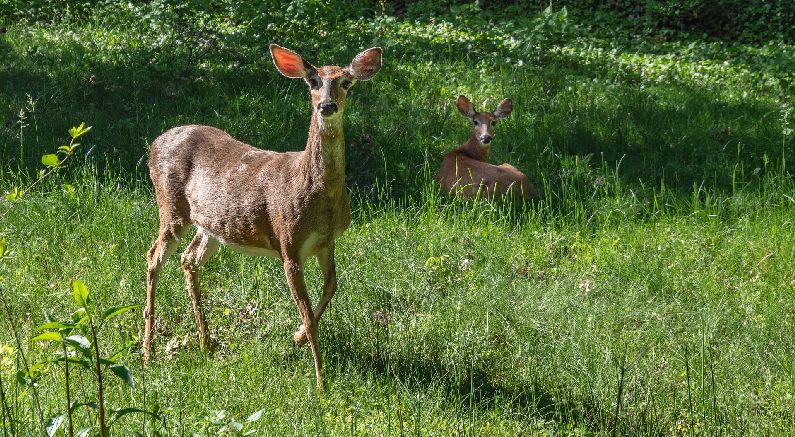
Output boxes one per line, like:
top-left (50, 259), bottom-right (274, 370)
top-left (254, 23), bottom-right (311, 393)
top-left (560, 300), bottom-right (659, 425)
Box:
top-left (91, 323), bottom-right (106, 437)
top-left (611, 353), bottom-right (626, 437)
top-left (0, 371), bottom-right (13, 437)
top-left (0, 292), bottom-right (45, 434)
top-left (63, 343), bottom-right (74, 437)
top-left (18, 112), bottom-right (24, 167)
top-left (685, 344), bottom-right (693, 416)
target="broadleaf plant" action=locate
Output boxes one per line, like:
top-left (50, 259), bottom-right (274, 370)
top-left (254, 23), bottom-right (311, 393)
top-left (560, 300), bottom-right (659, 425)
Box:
top-left (29, 279), bottom-right (152, 436)
top-left (5, 122), bottom-right (90, 203)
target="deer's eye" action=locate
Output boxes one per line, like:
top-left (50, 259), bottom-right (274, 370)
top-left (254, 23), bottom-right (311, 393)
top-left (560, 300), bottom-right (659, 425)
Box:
top-left (341, 79), bottom-right (352, 90)
top-left (472, 120), bottom-right (479, 126)
top-left (491, 121), bottom-right (497, 126)
top-left (307, 77), bottom-right (321, 89)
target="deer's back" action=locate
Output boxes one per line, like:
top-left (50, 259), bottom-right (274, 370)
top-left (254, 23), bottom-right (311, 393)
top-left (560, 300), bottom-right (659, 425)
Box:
top-left (437, 151), bottom-right (537, 200)
top-left (148, 125), bottom-right (317, 251)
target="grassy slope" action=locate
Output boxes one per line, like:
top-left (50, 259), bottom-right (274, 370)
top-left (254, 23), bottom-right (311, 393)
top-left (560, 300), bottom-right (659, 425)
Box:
top-left (1, 4), bottom-right (794, 435)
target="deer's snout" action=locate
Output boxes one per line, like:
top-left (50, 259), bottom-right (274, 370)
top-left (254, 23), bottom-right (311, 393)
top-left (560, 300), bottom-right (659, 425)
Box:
top-left (317, 102), bottom-right (338, 116)
top-left (480, 135), bottom-right (493, 144)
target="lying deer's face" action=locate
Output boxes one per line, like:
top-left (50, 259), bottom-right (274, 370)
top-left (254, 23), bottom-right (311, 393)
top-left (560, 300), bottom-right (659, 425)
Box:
top-left (270, 45), bottom-right (382, 120)
top-left (457, 95), bottom-right (513, 145)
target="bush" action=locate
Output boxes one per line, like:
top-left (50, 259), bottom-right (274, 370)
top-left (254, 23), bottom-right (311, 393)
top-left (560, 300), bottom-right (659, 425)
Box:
top-left (3, 1), bottom-right (790, 44)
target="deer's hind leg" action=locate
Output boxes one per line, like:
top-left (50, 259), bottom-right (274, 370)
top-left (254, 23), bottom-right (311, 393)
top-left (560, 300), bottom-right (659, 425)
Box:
top-left (180, 228), bottom-right (220, 353)
top-left (144, 219), bottom-right (187, 363)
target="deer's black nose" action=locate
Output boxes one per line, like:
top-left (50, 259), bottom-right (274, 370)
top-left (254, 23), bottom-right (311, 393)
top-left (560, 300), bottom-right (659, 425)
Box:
top-left (318, 102), bottom-right (338, 116)
top-left (480, 135), bottom-right (493, 144)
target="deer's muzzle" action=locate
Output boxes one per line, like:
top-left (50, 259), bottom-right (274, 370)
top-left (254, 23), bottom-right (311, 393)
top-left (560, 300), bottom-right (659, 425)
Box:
top-left (317, 102), bottom-right (338, 117)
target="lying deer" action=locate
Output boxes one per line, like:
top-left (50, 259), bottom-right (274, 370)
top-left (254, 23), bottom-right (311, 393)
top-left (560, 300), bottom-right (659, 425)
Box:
top-left (437, 95), bottom-right (538, 200)
top-left (144, 44), bottom-right (382, 390)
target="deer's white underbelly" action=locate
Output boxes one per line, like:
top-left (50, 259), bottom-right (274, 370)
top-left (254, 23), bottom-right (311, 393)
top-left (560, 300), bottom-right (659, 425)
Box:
top-left (198, 226), bottom-right (281, 258)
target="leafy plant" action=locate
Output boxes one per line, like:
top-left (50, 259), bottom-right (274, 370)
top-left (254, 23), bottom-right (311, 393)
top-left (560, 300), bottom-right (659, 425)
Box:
top-left (525, 5), bottom-right (577, 46)
top-left (30, 279), bottom-right (153, 436)
top-left (5, 122), bottom-right (90, 203)
top-left (198, 408), bottom-right (265, 436)
top-left (0, 343), bottom-right (16, 435)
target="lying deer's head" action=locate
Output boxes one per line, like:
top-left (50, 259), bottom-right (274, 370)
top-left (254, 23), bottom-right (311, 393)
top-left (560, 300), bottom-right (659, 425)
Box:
top-left (457, 95), bottom-right (513, 146)
top-left (270, 45), bottom-right (382, 120)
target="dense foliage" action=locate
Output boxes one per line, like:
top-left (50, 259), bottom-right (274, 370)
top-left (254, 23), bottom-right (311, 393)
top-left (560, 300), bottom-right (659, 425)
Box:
top-left (2, 0), bottom-right (793, 43)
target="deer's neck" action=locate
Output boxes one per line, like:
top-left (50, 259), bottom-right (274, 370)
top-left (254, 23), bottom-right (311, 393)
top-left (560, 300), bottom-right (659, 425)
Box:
top-left (456, 135), bottom-right (489, 162)
top-left (303, 113), bottom-right (346, 189)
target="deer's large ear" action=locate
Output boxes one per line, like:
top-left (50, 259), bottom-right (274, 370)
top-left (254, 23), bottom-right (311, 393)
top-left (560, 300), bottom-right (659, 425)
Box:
top-left (270, 44), bottom-right (314, 78)
top-left (493, 98), bottom-right (513, 120)
top-left (457, 95), bottom-right (476, 118)
top-left (348, 47), bottom-right (382, 81)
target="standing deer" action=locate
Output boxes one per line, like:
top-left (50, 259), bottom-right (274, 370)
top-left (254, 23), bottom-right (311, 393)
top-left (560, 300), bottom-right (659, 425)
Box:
top-left (144, 44), bottom-right (382, 390)
top-left (437, 95), bottom-right (538, 200)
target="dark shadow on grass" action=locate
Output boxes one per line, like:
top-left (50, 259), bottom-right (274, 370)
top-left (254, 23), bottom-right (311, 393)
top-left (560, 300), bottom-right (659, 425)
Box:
top-left (317, 324), bottom-right (622, 432)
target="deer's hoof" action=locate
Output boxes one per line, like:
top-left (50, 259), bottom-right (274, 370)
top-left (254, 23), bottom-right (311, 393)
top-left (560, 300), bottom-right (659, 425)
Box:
top-left (293, 324), bottom-right (308, 346)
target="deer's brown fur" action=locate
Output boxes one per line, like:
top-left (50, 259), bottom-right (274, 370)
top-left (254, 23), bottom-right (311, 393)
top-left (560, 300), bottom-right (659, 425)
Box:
top-left (144, 45), bottom-right (382, 390)
top-left (437, 95), bottom-right (538, 200)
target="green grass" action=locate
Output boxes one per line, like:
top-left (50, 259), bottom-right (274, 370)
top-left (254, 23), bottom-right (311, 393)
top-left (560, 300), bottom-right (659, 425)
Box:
top-left (1, 3), bottom-right (794, 435)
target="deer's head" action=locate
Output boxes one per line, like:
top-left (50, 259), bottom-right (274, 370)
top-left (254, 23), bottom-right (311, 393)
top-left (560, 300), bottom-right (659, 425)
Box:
top-left (270, 45), bottom-right (382, 121)
top-left (457, 95), bottom-right (513, 146)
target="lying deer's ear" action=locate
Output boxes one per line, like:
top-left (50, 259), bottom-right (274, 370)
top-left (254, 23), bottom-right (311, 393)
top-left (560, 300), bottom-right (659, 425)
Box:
top-left (457, 95), bottom-right (476, 118)
top-left (270, 44), bottom-right (314, 79)
top-left (348, 47), bottom-right (382, 81)
top-left (493, 98), bottom-right (513, 120)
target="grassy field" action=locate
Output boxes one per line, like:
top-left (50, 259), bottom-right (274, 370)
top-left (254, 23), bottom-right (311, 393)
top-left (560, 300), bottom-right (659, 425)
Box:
top-left (1, 3), bottom-right (794, 435)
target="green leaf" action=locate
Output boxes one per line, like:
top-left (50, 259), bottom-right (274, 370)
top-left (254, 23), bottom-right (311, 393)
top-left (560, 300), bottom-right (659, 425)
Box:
top-left (41, 154), bottom-right (59, 168)
top-left (64, 335), bottom-right (93, 359)
top-left (68, 122), bottom-right (92, 139)
top-left (62, 183), bottom-right (76, 198)
top-left (71, 308), bottom-right (87, 323)
top-left (109, 407), bottom-right (160, 428)
top-left (0, 238), bottom-right (8, 258)
top-left (76, 427), bottom-right (91, 437)
top-left (207, 410), bottom-right (226, 424)
top-left (72, 279), bottom-right (90, 308)
top-left (57, 145), bottom-right (74, 154)
top-left (101, 304), bottom-right (141, 324)
top-left (64, 356), bottom-right (94, 370)
top-left (32, 331), bottom-right (63, 342)
top-left (219, 421), bottom-right (244, 433)
top-left (69, 402), bottom-right (97, 413)
top-left (246, 409), bottom-right (264, 423)
top-left (18, 361), bottom-right (48, 385)
top-left (109, 363), bottom-right (134, 387)
top-left (65, 334), bottom-right (91, 349)
top-left (5, 186), bottom-right (23, 202)
top-left (45, 413), bottom-right (65, 437)
top-left (37, 321), bottom-right (75, 331)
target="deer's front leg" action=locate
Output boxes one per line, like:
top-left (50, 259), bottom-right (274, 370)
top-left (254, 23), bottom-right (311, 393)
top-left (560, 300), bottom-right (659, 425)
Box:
top-left (294, 244), bottom-right (337, 346)
top-left (283, 257), bottom-right (325, 390)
